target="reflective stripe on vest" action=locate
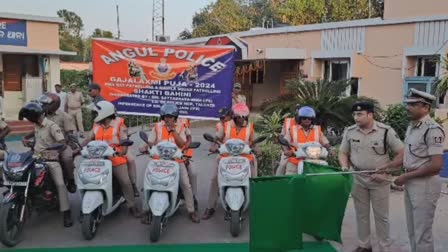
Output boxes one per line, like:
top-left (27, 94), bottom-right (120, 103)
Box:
top-left (288, 125), bottom-right (321, 165)
top-left (155, 121), bottom-right (186, 144)
top-left (93, 117), bottom-right (126, 166)
top-left (284, 118), bottom-right (295, 133)
top-left (224, 122), bottom-right (253, 144)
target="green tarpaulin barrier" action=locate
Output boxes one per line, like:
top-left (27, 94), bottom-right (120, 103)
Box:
top-left (10, 242), bottom-right (337, 252)
top-left (250, 162), bottom-right (352, 252)
top-left (250, 176), bottom-right (305, 252)
top-left (301, 162), bottom-right (353, 243)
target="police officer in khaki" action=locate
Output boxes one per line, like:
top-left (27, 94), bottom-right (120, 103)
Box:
top-left (391, 89), bottom-right (444, 252)
top-left (0, 118), bottom-right (11, 186)
top-left (66, 83), bottom-right (85, 137)
top-left (19, 102), bottom-right (73, 227)
top-left (38, 93), bottom-right (77, 193)
top-left (339, 102), bottom-right (404, 252)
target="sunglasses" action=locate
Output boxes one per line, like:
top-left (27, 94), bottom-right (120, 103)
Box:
top-left (300, 117), bottom-right (313, 121)
top-left (234, 87), bottom-right (241, 90)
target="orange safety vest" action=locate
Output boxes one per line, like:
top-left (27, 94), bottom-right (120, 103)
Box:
top-left (93, 117), bottom-right (127, 166)
top-left (288, 125), bottom-right (322, 165)
top-left (154, 121), bottom-right (190, 162)
top-left (222, 121), bottom-right (255, 161)
top-left (283, 117), bottom-right (296, 134)
top-left (177, 118), bottom-right (194, 157)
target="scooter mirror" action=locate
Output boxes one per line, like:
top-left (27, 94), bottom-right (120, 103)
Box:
top-left (139, 131), bottom-right (149, 144)
top-left (253, 135), bottom-right (267, 145)
top-left (203, 133), bottom-right (215, 142)
top-left (119, 139), bottom-right (134, 147)
top-left (188, 142), bottom-right (201, 149)
top-left (278, 135), bottom-right (290, 147)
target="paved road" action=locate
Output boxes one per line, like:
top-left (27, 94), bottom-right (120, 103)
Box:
top-left (1, 127), bottom-right (448, 251)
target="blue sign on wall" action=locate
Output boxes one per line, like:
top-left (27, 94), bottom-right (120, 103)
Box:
top-left (0, 19), bottom-right (27, 46)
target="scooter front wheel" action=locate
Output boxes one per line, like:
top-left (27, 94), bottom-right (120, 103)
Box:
top-left (81, 207), bottom-right (101, 240)
top-left (230, 210), bottom-right (241, 237)
top-left (150, 216), bottom-right (162, 242)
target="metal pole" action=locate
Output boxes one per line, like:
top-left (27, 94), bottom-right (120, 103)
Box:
top-left (162, 0), bottom-right (165, 36)
top-left (116, 5), bottom-right (121, 39)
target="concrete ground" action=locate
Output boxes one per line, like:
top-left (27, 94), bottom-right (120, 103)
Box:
top-left (0, 126), bottom-right (447, 251)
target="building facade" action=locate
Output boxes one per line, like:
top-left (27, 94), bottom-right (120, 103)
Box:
top-left (177, 0), bottom-right (448, 110)
top-left (0, 12), bottom-right (75, 120)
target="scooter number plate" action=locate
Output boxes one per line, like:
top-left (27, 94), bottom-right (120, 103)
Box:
top-left (3, 181), bottom-right (27, 186)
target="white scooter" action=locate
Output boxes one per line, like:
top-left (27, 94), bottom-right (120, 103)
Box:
top-left (75, 139), bottom-right (133, 240)
top-left (278, 136), bottom-right (328, 174)
top-left (139, 131), bottom-right (200, 242)
top-left (203, 133), bottom-right (266, 237)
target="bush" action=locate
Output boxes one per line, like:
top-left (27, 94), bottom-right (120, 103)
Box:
top-left (60, 70), bottom-right (91, 94)
top-left (381, 104), bottom-right (408, 140)
top-left (258, 143), bottom-right (282, 176)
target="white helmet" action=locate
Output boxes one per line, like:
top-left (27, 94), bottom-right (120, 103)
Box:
top-left (93, 101), bottom-right (116, 122)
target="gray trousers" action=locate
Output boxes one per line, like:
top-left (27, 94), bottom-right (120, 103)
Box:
top-left (405, 175), bottom-right (441, 252)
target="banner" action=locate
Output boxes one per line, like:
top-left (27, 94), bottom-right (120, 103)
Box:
top-left (0, 19), bottom-right (27, 46)
top-left (92, 39), bottom-right (235, 119)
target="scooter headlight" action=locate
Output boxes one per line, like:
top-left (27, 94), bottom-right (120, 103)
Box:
top-left (305, 146), bottom-right (322, 159)
top-left (225, 142), bottom-right (245, 156)
top-left (87, 145), bottom-right (108, 159)
top-left (156, 145), bottom-right (177, 160)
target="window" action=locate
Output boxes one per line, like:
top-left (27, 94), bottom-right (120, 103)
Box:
top-left (350, 78), bottom-right (359, 96)
top-left (251, 70), bottom-right (264, 84)
top-left (323, 60), bottom-right (350, 81)
top-left (416, 56), bottom-right (439, 77)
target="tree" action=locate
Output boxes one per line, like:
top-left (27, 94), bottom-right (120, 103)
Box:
top-left (433, 54), bottom-right (448, 100)
top-left (177, 29), bottom-right (193, 40)
top-left (84, 28), bottom-right (114, 61)
top-left (192, 0), bottom-right (251, 37)
top-left (187, 0), bottom-right (384, 38)
top-left (58, 9), bottom-right (85, 62)
top-left (275, 0), bottom-right (326, 25)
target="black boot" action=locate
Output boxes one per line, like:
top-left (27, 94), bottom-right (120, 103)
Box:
top-left (63, 210), bottom-right (73, 228)
top-left (67, 179), bottom-right (77, 193)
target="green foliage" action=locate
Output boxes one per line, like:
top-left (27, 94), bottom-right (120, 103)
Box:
top-left (60, 70), bottom-right (90, 93)
top-left (262, 79), bottom-right (380, 131)
top-left (58, 9), bottom-right (85, 62)
top-left (276, 0), bottom-right (326, 25)
top-left (434, 54), bottom-right (448, 100)
top-left (254, 111), bottom-right (291, 143)
top-left (257, 143), bottom-right (282, 176)
top-left (381, 104), bottom-right (409, 140)
top-left (189, 0), bottom-right (384, 38)
top-left (192, 0), bottom-right (251, 37)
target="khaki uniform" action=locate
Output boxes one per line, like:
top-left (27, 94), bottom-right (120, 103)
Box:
top-left (0, 120), bottom-right (8, 180)
top-left (34, 118), bottom-right (70, 212)
top-left (66, 91), bottom-right (85, 133)
top-left (403, 115), bottom-right (444, 252)
top-left (147, 122), bottom-right (196, 213)
top-left (90, 119), bottom-right (135, 208)
top-left (232, 94), bottom-right (246, 106)
top-left (47, 111), bottom-right (76, 181)
top-left (208, 120), bottom-right (257, 208)
top-left (340, 121), bottom-right (403, 252)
